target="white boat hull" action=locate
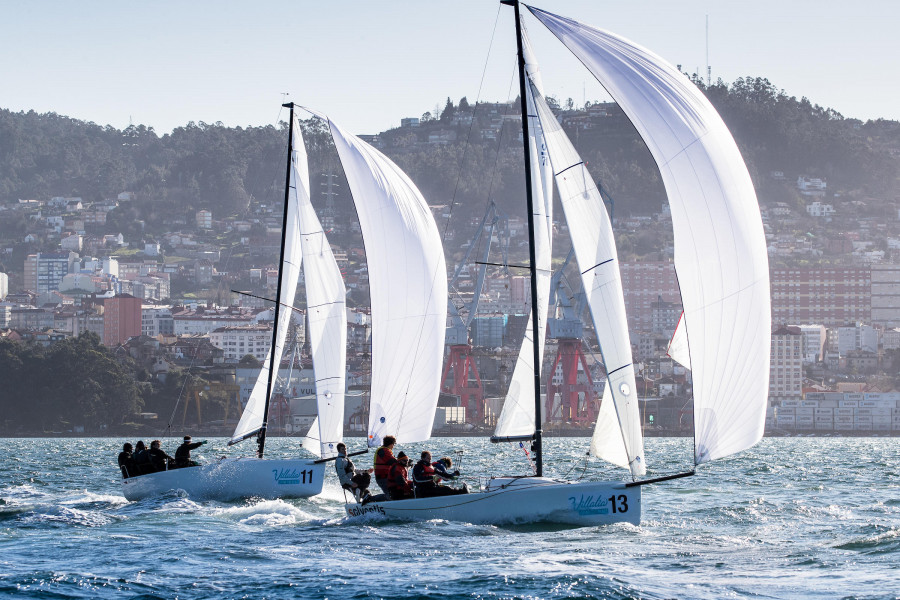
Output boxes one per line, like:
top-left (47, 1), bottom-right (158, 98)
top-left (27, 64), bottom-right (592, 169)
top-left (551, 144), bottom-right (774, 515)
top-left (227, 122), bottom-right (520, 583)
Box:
top-left (345, 477), bottom-right (640, 526)
top-left (121, 457), bottom-right (325, 501)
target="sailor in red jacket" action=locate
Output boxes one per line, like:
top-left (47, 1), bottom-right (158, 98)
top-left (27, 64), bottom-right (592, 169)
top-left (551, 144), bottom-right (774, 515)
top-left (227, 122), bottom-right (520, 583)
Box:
top-left (386, 451), bottom-right (414, 500)
top-left (373, 435), bottom-right (398, 494)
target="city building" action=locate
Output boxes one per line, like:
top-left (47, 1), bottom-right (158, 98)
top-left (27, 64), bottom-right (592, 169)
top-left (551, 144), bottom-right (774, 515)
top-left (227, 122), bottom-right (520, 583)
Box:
top-left (209, 325), bottom-right (272, 362)
top-left (770, 267), bottom-right (870, 326)
top-left (769, 325), bottom-right (802, 402)
top-left (619, 262), bottom-right (681, 332)
top-left (23, 252), bottom-right (79, 294)
top-left (142, 306), bottom-right (174, 337)
top-left (103, 294), bottom-right (142, 346)
top-left (798, 324), bottom-right (827, 363)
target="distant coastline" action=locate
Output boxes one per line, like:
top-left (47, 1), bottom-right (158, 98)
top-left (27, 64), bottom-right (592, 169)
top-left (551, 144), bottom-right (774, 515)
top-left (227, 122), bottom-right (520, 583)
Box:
top-left (1, 430), bottom-right (897, 439)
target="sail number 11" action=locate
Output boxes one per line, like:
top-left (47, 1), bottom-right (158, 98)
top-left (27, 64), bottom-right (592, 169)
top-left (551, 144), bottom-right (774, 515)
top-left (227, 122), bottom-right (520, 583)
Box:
top-left (608, 494), bottom-right (629, 513)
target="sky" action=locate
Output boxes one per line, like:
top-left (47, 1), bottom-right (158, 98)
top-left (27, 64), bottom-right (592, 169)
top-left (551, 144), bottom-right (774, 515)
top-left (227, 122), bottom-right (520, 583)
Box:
top-left (2, 0), bottom-right (899, 135)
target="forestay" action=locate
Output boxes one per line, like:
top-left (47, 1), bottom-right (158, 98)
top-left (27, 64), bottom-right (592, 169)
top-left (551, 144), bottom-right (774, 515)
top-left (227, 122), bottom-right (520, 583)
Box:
top-left (292, 117), bottom-right (347, 460)
top-left (229, 119), bottom-right (304, 446)
top-left (494, 25), bottom-right (555, 438)
top-left (325, 117), bottom-right (447, 447)
top-left (530, 6), bottom-right (771, 464)
top-left (528, 78), bottom-right (645, 476)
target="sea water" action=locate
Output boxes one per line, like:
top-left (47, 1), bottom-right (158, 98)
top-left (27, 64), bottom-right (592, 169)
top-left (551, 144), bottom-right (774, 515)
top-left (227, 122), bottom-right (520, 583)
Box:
top-left (0, 437), bottom-right (897, 599)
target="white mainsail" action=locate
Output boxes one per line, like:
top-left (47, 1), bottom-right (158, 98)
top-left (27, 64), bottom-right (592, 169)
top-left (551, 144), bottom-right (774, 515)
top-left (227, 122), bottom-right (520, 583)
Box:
top-left (530, 6), bottom-right (771, 464)
top-left (290, 117), bottom-right (348, 460)
top-left (323, 117), bottom-right (447, 447)
top-left (493, 25), bottom-right (555, 438)
top-left (528, 81), bottom-right (645, 476)
top-left (229, 121), bottom-right (304, 446)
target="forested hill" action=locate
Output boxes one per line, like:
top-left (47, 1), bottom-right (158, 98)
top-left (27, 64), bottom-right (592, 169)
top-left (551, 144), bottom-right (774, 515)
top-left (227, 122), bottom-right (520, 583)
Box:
top-left (2, 76), bottom-right (899, 229)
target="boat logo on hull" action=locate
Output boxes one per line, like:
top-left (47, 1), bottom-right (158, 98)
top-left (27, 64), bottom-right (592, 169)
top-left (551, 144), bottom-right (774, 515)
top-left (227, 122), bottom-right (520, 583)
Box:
top-left (568, 494), bottom-right (610, 516)
top-left (273, 468), bottom-right (302, 485)
top-left (346, 504), bottom-right (386, 518)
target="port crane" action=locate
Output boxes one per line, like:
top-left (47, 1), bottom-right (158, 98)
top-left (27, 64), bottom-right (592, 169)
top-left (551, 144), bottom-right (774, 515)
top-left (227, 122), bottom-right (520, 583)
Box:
top-left (440, 200), bottom-right (508, 424)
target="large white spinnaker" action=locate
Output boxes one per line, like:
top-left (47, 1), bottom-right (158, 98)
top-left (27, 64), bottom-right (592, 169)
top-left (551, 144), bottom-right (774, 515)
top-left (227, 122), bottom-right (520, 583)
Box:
top-left (289, 118), bottom-right (348, 460)
top-left (530, 7), bottom-right (771, 464)
top-left (323, 117), bottom-right (447, 448)
top-left (529, 82), bottom-right (645, 476)
top-left (229, 121), bottom-right (304, 446)
top-left (493, 25), bottom-right (555, 438)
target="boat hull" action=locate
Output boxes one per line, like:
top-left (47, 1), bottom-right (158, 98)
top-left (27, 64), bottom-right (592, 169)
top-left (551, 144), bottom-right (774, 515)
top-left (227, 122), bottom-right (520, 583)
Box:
top-left (121, 457), bottom-right (325, 501)
top-left (345, 477), bottom-right (640, 526)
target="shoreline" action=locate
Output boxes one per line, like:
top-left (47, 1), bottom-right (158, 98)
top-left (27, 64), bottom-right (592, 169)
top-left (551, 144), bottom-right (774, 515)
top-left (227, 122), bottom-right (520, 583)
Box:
top-left (1, 430), bottom-right (897, 439)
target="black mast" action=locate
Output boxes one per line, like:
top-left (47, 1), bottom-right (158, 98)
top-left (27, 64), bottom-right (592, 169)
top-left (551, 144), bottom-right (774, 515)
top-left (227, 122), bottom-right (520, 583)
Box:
top-left (502, 0), bottom-right (543, 477)
top-left (257, 102), bottom-right (296, 459)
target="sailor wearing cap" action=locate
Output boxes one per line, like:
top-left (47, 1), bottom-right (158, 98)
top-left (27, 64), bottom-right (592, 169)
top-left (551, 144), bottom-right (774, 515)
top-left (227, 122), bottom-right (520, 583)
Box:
top-left (174, 435), bottom-right (207, 468)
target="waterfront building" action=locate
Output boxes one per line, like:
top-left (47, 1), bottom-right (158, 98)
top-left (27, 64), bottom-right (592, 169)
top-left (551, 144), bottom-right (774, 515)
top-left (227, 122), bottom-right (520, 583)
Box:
top-left (770, 325), bottom-right (803, 402)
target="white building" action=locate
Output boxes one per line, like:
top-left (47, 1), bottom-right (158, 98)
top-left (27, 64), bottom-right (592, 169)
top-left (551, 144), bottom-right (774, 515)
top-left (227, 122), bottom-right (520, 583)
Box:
top-left (835, 323), bottom-right (878, 356)
top-left (806, 201), bottom-right (835, 218)
top-left (770, 325), bottom-right (803, 401)
top-left (0, 272), bottom-right (7, 300)
top-left (798, 324), bottom-right (827, 364)
top-left (196, 210), bottom-right (212, 229)
top-left (797, 176), bottom-right (826, 197)
top-left (209, 325), bottom-right (273, 362)
top-left (142, 306), bottom-right (174, 337)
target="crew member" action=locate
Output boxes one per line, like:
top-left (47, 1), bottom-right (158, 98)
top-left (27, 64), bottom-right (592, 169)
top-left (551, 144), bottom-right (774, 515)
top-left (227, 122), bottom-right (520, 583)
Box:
top-left (413, 451), bottom-right (467, 497)
top-left (117, 443), bottom-right (134, 478)
top-left (335, 442), bottom-right (373, 501)
top-left (386, 451), bottom-right (413, 500)
top-left (373, 435), bottom-right (398, 494)
top-left (174, 435), bottom-right (206, 468)
top-left (148, 439), bottom-right (175, 472)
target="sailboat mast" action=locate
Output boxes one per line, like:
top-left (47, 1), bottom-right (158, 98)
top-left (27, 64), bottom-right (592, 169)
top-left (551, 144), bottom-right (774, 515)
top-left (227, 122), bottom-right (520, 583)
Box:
top-left (258, 101), bottom-right (296, 459)
top-left (503, 0), bottom-right (543, 477)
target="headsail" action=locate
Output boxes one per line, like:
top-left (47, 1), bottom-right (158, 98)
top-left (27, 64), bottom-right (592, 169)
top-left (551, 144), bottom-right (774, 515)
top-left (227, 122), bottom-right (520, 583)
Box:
top-left (590, 383), bottom-right (629, 470)
top-left (667, 312), bottom-right (692, 370)
top-left (292, 117), bottom-right (347, 460)
top-left (530, 6), bottom-right (771, 464)
top-left (493, 24), bottom-right (555, 438)
top-left (528, 78), bottom-right (645, 477)
top-left (229, 119), bottom-right (304, 446)
top-left (323, 116), bottom-right (447, 447)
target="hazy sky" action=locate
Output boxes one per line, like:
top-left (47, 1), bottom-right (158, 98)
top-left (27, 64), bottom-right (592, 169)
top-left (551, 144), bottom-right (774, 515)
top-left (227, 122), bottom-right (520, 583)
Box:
top-left (3, 1), bottom-right (898, 134)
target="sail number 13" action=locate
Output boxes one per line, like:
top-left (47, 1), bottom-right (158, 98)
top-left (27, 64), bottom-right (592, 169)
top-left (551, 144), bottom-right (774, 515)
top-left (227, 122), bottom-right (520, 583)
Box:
top-left (608, 494), bottom-right (629, 513)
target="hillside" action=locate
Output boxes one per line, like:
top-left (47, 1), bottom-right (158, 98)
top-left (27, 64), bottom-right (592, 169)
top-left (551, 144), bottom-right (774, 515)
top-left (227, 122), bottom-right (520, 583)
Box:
top-left (2, 75), bottom-right (899, 243)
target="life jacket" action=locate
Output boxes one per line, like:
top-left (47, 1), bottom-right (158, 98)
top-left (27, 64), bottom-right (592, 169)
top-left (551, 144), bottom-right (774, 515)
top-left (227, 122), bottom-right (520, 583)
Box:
top-left (373, 446), bottom-right (396, 479)
top-left (386, 461), bottom-right (410, 492)
top-left (412, 460), bottom-right (437, 486)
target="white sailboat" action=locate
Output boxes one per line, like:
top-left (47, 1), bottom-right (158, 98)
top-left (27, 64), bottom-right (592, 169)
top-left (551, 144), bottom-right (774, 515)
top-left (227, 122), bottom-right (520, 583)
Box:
top-left (122, 107), bottom-right (339, 501)
top-left (344, 1), bottom-right (770, 526)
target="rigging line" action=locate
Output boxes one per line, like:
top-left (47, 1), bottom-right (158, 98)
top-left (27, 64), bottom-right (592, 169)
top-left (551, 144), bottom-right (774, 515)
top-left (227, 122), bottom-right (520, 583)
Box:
top-left (440, 3), bottom-right (503, 246)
